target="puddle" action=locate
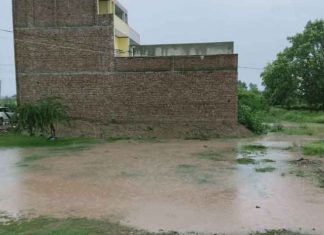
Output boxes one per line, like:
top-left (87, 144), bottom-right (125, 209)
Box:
top-left (0, 136), bottom-right (323, 235)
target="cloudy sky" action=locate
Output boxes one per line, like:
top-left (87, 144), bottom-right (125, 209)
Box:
top-left (0, 0), bottom-right (323, 97)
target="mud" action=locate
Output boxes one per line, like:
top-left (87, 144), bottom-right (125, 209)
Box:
top-left (0, 135), bottom-right (324, 235)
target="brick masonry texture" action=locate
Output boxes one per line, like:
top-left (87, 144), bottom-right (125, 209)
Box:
top-left (13, 0), bottom-right (239, 137)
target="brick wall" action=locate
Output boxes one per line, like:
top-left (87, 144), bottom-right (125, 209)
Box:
top-left (13, 0), bottom-right (239, 137)
top-left (18, 70), bottom-right (237, 123)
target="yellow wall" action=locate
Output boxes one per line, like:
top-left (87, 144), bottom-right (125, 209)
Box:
top-left (98, 0), bottom-right (133, 56)
top-left (98, 0), bottom-right (114, 14)
top-left (115, 37), bottom-right (130, 57)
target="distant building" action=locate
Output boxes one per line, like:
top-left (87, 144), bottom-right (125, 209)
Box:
top-left (13, 0), bottom-right (239, 138)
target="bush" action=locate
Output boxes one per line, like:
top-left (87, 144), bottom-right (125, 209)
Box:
top-left (238, 104), bottom-right (267, 134)
top-left (238, 82), bottom-right (268, 134)
top-left (14, 97), bottom-right (69, 137)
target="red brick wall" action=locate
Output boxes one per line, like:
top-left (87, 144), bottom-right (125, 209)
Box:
top-left (13, 0), bottom-right (238, 135)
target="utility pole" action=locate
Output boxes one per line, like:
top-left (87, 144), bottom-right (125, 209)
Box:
top-left (0, 80), bottom-right (2, 99)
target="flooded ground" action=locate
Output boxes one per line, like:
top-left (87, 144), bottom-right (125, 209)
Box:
top-left (0, 134), bottom-right (324, 235)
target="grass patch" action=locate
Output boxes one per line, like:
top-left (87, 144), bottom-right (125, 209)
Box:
top-left (255, 167), bottom-right (276, 173)
top-left (268, 123), bottom-right (284, 133)
top-left (236, 158), bottom-right (257, 165)
top-left (0, 133), bottom-right (99, 148)
top-left (177, 164), bottom-right (197, 169)
top-left (242, 144), bottom-right (267, 151)
top-left (264, 107), bottom-right (324, 124)
top-left (238, 144), bottom-right (267, 157)
top-left (251, 229), bottom-right (308, 235)
top-left (282, 124), bottom-right (315, 136)
top-left (0, 217), bottom-right (176, 235)
top-left (303, 141), bottom-right (324, 156)
top-left (194, 151), bottom-right (227, 161)
top-left (261, 159), bottom-right (276, 163)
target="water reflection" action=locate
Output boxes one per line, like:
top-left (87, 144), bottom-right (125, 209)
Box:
top-left (0, 149), bottom-right (25, 215)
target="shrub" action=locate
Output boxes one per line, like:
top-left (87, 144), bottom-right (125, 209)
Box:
top-left (238, 82), bottom-right (268, 134)
top-left (14, 98), bottom-right (68, 137)
top-left (238, 104), bottom-right (267, 134)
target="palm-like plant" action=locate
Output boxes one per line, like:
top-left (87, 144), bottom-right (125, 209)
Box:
top-left (39, 98), bottom-right (69, 138)
top-left (15, 97), bottom-right (69, 138)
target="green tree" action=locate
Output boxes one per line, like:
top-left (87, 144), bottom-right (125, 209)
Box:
top-left (262, 19), bottom-right (324, 109)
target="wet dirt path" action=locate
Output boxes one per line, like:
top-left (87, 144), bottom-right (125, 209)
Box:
top-left (0, 135), bottom-right (324, 235)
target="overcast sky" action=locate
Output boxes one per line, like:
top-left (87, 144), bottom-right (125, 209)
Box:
top-left (0, 0), bottom-right (323, 97)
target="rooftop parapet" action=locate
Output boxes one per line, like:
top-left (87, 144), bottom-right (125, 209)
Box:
top-left (131, 42), bottom-right (234, 57)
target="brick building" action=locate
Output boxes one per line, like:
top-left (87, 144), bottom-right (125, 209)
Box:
top-left (13, 0), bottom-right (240, 138)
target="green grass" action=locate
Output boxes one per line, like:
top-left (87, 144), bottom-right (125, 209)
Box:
top-left (282, 126), bottom-right (315, 136)
top-left (303, 140), bottom-right (324, 156)
top-left (236, 158), bottom-right (257, 165)
top-left (261, 159), bottom-right (276, 163)
top-left (255, 167), bottom-right (276, 173)
top-left (194, 150), bottom-right (227, 161)
top-left (0, 216), bottom-right (309, 235)
top-left (264, 107), bottom-right (324, 124)
top-left (0, 217), bottom-right (175, 235)
top-left (238, 144), bottom-right (267, 157)
top-left (242, 144), bottom-right (267, 151)
top-left (0, 133), bottom-right (99, 148)
top-left (268, 122), bottom-right (324, 136)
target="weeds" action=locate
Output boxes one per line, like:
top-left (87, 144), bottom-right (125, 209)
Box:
top-left (303, 141), bottom-right (324, 156)
top-left (0, 217), bottom-right (176, 235)
top-left (264, 108), bottom-right (324, 124)
top-left (261, 159), bottom-right (276, 163)
top-left (251, 229), bottom-right (307, 235)
top-left (242, 144), bottom-right (267, 151)
top-left (194, 150), bottom-right (227, 161)
top-left (0, 133), bottom-right (99, 148)
top-left (236, 158), bottom-right (257, 165)
top-left (268, 123), bottom-right (284, 133)
top-left (255, 167), bottom-right (276, 173)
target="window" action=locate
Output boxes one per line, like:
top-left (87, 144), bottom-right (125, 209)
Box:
top-left (115, 4), bottom-right (127, 23)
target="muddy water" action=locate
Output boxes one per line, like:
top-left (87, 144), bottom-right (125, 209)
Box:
top-left (0, 135), bottom-right (324, 235)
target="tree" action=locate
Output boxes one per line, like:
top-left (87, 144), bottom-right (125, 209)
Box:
top-left (262, 52), bottom-right (299, 108)
top-left (262, 20), bottom-right (324, 109)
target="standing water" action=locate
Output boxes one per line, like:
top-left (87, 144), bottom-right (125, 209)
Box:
top-left (0, 135), bottom-right (323, 235)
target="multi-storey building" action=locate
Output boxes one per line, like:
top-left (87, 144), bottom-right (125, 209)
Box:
top-left (13, 0), bottom-right (239, 137)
